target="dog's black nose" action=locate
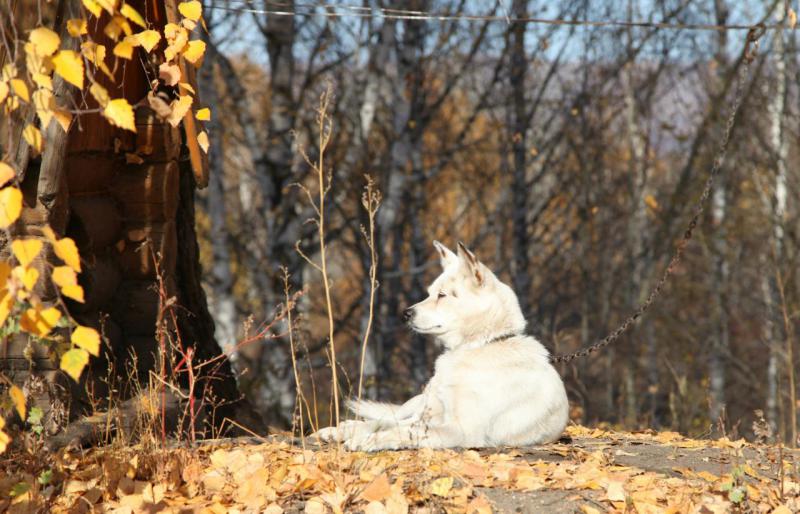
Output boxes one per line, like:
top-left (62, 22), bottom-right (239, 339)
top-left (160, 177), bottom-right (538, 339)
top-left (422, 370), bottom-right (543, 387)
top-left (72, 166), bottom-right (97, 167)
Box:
top-left (403, 308), bottom-right (413, 322)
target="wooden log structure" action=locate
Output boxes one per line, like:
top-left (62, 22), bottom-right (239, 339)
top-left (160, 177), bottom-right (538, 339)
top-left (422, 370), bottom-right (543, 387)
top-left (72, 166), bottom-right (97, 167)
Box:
top-left (0, 0), bottom-right (262, 443)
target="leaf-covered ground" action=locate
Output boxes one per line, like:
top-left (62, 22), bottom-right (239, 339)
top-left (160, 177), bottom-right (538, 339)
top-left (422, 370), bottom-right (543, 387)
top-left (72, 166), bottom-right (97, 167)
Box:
top-left (1, 426), bottom-right (798, 513)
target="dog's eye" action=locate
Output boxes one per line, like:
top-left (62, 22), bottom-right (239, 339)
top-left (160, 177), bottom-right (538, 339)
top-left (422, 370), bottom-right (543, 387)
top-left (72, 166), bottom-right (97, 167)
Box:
top-left (437, 291), bottom-right (447, 299)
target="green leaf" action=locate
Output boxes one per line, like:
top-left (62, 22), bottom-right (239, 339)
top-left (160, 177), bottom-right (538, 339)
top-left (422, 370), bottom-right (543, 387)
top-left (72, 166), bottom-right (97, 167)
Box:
top-left (728, 487), bottom-right (746, 504)
top-left (10, 481), bottom-right (30, 497)
top-left (27, 406), bottom-right (43, 425)
top-left (38, 469), bottom-right (53, 485)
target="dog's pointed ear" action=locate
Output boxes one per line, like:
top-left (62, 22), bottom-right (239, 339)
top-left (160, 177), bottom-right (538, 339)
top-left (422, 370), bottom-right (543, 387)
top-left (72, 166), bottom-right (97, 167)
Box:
top-left (457, 241), bottom-right (484, 285)
top-left (433, 240), bottom-right (457, 268)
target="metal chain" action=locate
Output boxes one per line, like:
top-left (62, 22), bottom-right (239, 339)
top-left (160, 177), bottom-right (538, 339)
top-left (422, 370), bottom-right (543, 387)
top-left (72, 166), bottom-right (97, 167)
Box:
top-left (550, 27), bottom-right (764, 365)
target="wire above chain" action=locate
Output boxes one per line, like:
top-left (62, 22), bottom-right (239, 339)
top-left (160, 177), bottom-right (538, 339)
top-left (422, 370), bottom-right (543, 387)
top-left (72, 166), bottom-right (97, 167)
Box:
top-left (206, 0), bottom-right (783, 32)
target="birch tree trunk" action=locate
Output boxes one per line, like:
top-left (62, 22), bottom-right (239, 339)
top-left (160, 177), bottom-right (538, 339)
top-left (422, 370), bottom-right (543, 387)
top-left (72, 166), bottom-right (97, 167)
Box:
top-left (200, 39), bottom-right (238, 353)
top-left (708, 0), bottom-right (730, 430)
top-left (509, 0), bottom-right (532, 316)
top-left (764, 2), bottom-right (788, 437)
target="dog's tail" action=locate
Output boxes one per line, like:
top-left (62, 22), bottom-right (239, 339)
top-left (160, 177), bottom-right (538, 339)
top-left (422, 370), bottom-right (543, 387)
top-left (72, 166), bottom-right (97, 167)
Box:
top-left (346, 399), bottom-right (403, 421)
top-left (347, 395), bottom-right (425, 423)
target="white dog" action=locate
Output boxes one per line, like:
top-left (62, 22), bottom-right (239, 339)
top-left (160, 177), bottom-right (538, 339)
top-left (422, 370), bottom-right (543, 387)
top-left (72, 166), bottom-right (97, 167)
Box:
top-left (313, 241), bottom-right (569, 451)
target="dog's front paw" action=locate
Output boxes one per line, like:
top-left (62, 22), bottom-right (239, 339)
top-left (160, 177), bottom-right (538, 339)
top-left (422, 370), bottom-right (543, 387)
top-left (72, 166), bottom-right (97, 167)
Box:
top-left (311, 426), bottom-right (339, 442)
top-left (345, 433), bottom-right (400, 452)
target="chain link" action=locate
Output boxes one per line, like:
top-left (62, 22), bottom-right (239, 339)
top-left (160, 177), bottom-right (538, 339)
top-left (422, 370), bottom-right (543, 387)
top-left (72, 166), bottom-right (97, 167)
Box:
top-left (551, 28), bottom-right (763, 365)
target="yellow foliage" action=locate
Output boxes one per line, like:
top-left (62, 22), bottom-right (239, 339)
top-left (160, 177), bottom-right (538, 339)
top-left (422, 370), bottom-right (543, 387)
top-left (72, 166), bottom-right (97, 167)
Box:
top-left (113, 40), bottom-right (135, 60)
top-left (197, 131), bottom-right (209, 153)
top-left (167, 95), bottom-right (193, 127)
top-left (182, 40), bottom-right (206, 65)
top-left (90, 82), bottom-right (110, 107)
top-left (81, 0), bottom-right (103, 17)
top-left (10, 79), bottom-right (30, 102)
top-left (22, 125), bottom-right (42, 153)
top-left (196, 107), bottom-right (210, 121)
top-left (0, 417), bottom-right (9, 454)
top-left (9, 385), bottom-right (26, 421)
top-left (61, 284), bottom-right (85, 303)
top-left (11, 239), bottom-right (42, 268)
top-left (120, 3), bottom-right (146, 28)
top-left (67, 18), bottom-right (88, 37)
top-left (104, 98), bottom-right (137, 132)
top-left (0, 162), bottom-right (14, 185)
top-left (20, 306), bottom-right (61, 337)
top-left (0, 186), bottom-right (23, 228)
top-left (178, 1), bottom-right (202, 21)
top-left (13, 266), bottom-right (40, 292)
top-left (133, 30), bottom-right (161, 53)
top-left (28, 27), bottom-right (60, 57)
top-left (43, 227), bottom-right (82, 272)
top-left (72, 326), bottom-right (101, 357)
top-left (52, 50), bottom-right (85, 89)
top-left (60, 348), bottom-right (90, 382)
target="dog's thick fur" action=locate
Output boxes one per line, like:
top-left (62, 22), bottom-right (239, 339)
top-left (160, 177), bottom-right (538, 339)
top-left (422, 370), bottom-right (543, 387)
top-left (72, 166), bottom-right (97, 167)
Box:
top-left (313, 241), bottom-right (569, 451)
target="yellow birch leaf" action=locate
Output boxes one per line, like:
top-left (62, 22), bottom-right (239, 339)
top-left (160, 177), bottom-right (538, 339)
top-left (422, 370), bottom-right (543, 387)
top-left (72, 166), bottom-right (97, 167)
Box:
top-left (90, 82), bottom-right (110, 107)
top-left (104, 16), bottom-right (133, 41)
top-left (197, 131), bottom-right (209, 153)
top-left (10, 79), bottom-right (30, 102)
top-left (178, 1), bottom-right (202, 21)
top-left (72, 326), bottom-right (100, 356)
top-left (33, 88), bottom-right (55, 128)
top-left (178, 82), bottom-right (195, 94)
top-left (789, 9), bottom-right (797, 29)
top-left (159, 63), bottom-right (181, 86)
top-left (31, 72), bottom-right (53, 91)
top-left (20, 306), bottom-right (61, 337)
top-left (23, 125), bottom-right (43, 154)
top-left (82, 42), bottom-right (113, 79)
top-left (53, 109), bottom-right (73, 132)
top-left (134, 30), bottom-right (161, 52)
top-left (104, 98), bottom-right (136, 132)
top-left (97, 0), bottom-right (119, 13)
top-left (120, 3), bottom-right (146, 28)
top-left (0, 293), bottom-right (12, 328)
top-left (195, 107), bottom-right (210, 120)
top-left (167, 95), bottom-right (192, 127)
top-left (113, 40), bottom-right (134, 60)
top-left (0, 417), bottom-right (9, 454)
top-left (55, 239), bottom-right (82, 272)
top-left (29, 27), bottom-right (61, 57)
top-left (182, 39), bottom-right (205, 65)
top-left (52, 50), bottom-right (85, 89)
top-left (61, 284), bottom-right (85, 303)
top-left (14, 266), bottom-right (39, 291)
top-left (43, 227), bottom-right (82, 272)
top-left (9, 385), bottom-right (26, 420)
top-left (0, 81), bottom-right (8, 104)
top-left (82, 0), bottom-right (102, 17)
top-left (181, 18), bottom-right (197, 31)
top-left (0, 163), bottom-right (14, 185)
top-left (52, 266), bottom-right (77, 287)
top-left (67, 18), bottom-right (88, 37)
top-left (0, 260), bottom-right (10, 283)
top-left (61, 348), bottom-right (89, 382)
top-left (12, 239), bottom-right (42, 267)
top-left (0, 186), bottom-right (22, 228)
